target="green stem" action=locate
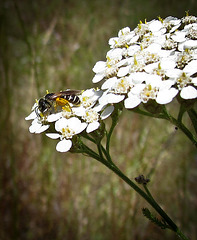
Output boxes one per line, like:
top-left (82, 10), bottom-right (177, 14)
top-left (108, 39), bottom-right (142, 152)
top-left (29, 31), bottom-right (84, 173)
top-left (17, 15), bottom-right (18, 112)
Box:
top-left (143, 184), bottom-right (155, 201)
top-left (178, 104), bottom-right (186, 123)
top-left (96, 152), bottom-right (189, 239)
top-left (187, 108), bottom-right (197, 135)
top-left (133, 106), bottom-right (197, 147)
top-left (106, 117), bottom-right (118, 155)
top-left (81, 128), bottom-right (190, 240)
top-left (97, 142), bottom-right (105, 161)
top-left (106, 104), bottom-right (123, 155)
top-left (177, 230), bottom-right (191, 240)
top-left (100, 158), bottom-right (178, 229)
top-left (143, 185), bottom-right (189, 239)
top-left (131, 107), bottom-right (165, 119)
top-left (81, 133), bottom-right (97, 144)
top-left (162, 107), bottom-right (197, 147)
top-left (101, 144), bottom-right (112, 162)
top-left (80, 142), bottom-right (101, 161)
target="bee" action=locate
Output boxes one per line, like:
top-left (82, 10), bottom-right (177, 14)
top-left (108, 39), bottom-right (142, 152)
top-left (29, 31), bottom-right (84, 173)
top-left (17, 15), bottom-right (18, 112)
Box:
top-left (36, 90), bottom-right (81, 117)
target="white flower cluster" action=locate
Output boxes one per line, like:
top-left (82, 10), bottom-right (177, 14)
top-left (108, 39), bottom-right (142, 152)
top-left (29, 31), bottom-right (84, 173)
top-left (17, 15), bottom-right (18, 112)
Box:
top-left (26, 15), bottom-right (197, 153)
top-left (25, 88), bottom-right (114, 152)
top-left (92, 15), bottom-right (197, 109)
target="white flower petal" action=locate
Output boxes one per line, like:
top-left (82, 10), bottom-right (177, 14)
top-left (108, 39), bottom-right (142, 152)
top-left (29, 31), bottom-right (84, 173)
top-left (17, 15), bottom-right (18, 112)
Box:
top-left (144, 62), bottom-right (158, 74)
top-left (46, 133), bottom-right (60, 139)
top-left (145, 43), bottom-right (161, 53)
top-left (156, 88), bottom-right (178, 104)
top-left (92, 73), bottom-right (105, 83)
top-left (86, 122), bottom-right (100, 133)
top-left (127, 45), bottom-right (140, 56)
top-left (192, 78), bottom-right (197, 86)
top-left (118, 27), bottom-right (130, 36)
top-left (92, 61), bottom-right (106, 73)
top-left (67, 117), bottom-right (87, 134)
top-left (171, 31), bottom-right (186, 42)
top-left (72, 106), bottom-right (86, 116)
top-left (129, 84), bottom-right (145, 94)
top-left (180, 86), bottom-right (197, 99)
top-left (67, 117), bottom-right (81, 130)
top-left (56, 139), bottom-right (72, 152)
top-left (117, 66), bottom-right (130, 77)
top-left (128, 35), bottom-right (139, 44)
top-left (124, 95), bottom-right (141, 108)
top-left (159, 80), bottom-right (175, 90)
top-left (145, 75), bottom-right (162, 86)
top-left (99, 92), bottom-right (109, 105)
top-left (82, 88), bottom-right (102, 99)
top-left (107, 93), bottom-right (125, 103)
top-left (55, 118), bottom-right (68, 132)
top-left (107, 48), bottom-right (123, 60)
top-left (99, 92), bottom-right (125, 104)
top-left (29, 122), bottom-right (41, 133)
top-left (160, 59), bottom-right (176, 70)
top-left (130, 72), bottom-right (151, 84)
top-left (29, 119), bottom-right (49, 134)
top-left (47, 112), bottom-right (62, 122)
top-left (31, 102), bottom-right (38, 111)
top-left (182, 40), bottom-right (197, 50)
top-left (92, 103), bottom-right (104, 112)
top-left (183, 60), bottom-right (197, 76)
top-left (25, 111), bottom-right (37, 120)
top-left (117, 58), bottom-right (130, 67)
top-left (166, 69), bottom-right (182, 78)
top-left (35, 124), bottom-right (50, 134)
top-left (101, 105), bottom-right (114, 119)
top-left (148, 20), bottom-right (163, 33)
top-left (101, 77), bottom-right (117, 90)
top-left (109, 37), bottom-right (119, 47)
top-left (82, 88), bottom-right (95, 97)
top-left (76, 122), bottom-right (88, 134)
top-left (178, 40), bottom-right (197, 51)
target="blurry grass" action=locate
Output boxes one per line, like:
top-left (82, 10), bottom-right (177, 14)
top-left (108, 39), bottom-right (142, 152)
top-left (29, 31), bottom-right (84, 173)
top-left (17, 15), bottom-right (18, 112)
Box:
top-left (0, 0), bottom-right (197, 239)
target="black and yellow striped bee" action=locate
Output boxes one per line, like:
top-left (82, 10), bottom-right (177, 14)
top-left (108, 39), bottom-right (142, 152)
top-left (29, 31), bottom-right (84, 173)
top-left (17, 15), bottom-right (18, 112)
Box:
top-left (36, 90), bottom-right (81, 117)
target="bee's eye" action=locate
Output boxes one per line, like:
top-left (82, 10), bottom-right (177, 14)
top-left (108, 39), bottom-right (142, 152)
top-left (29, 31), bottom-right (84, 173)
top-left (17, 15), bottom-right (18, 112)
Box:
top-left (38, 98), bottom-right (44, 104)
top-left (38, 99), bottom-right (50, 112)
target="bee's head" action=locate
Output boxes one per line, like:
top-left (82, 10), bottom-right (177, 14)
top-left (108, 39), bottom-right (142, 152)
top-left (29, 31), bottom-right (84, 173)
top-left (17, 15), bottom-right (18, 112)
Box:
top-left (38, 98), bottom-right (51, 113)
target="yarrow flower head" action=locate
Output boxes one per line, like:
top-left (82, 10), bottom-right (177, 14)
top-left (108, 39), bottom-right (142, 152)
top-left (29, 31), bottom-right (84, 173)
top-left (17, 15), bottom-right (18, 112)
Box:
top-left (26, 14), bottom-right (197, 153)
top-left (92, 15), bottom-right (197, 109)
top-left (25, 88), bottom-right (114, 152)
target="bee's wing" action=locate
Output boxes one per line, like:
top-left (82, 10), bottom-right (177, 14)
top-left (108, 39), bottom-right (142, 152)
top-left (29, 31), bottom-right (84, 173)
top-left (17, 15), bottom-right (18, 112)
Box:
top-left (60, 90), bottom-right (82, 95)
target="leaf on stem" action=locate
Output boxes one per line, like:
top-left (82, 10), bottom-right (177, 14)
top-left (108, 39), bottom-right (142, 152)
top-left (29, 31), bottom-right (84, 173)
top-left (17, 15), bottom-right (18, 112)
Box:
top-left (142, 208), bottom-right (170, 230)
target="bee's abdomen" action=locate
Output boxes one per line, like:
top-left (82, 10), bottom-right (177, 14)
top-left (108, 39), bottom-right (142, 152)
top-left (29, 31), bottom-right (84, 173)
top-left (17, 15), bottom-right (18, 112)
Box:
top-left (63, 94), bottom-right (80, 105)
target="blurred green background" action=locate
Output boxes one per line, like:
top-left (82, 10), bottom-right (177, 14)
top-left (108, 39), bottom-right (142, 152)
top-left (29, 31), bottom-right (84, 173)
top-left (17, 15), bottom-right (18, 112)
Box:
top-left (0, 0), bottom-right (197, 239)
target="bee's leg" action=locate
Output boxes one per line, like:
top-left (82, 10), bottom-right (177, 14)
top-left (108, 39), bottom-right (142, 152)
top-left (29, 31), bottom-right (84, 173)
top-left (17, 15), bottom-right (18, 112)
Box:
top-left (55, 97), bottom-right (73, 113)
top-left (62, 102), bottom-right (72, 112)
top-left (56, 97), bottom-right (70, 107)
